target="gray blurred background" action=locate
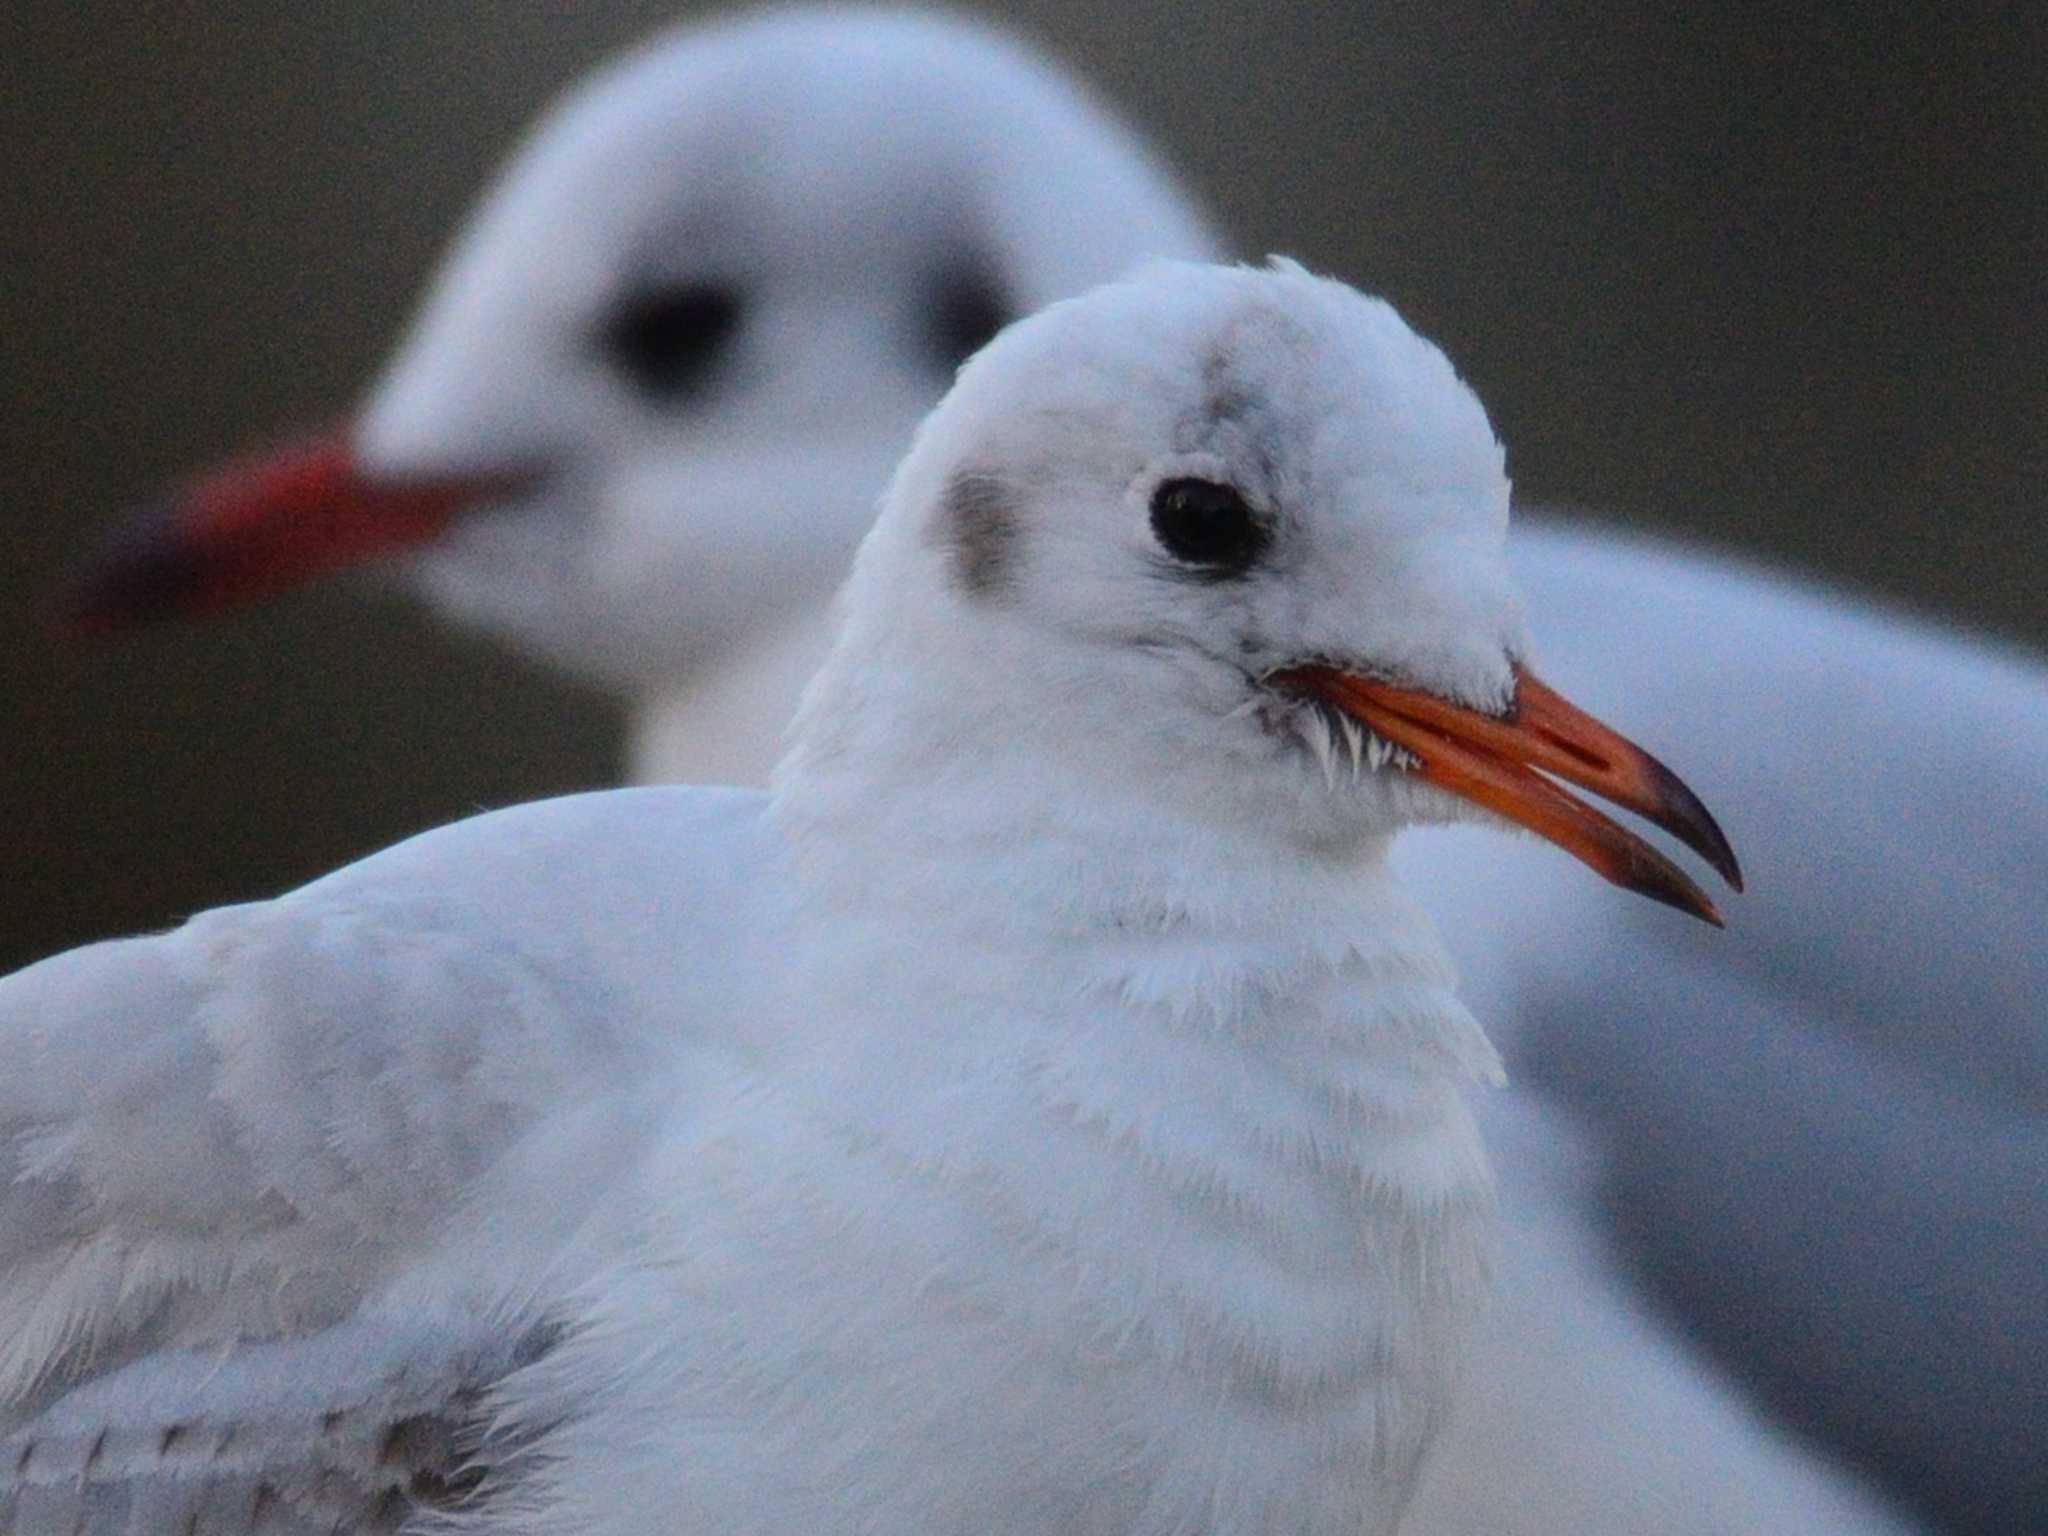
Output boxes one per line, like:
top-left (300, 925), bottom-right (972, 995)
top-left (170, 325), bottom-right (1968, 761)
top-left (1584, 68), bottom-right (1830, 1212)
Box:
top-left (5, 1), bottom-right (2043, 971)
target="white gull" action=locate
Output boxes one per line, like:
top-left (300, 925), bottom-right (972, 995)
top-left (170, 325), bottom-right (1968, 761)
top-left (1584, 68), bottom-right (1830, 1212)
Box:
top-left (62, 10), bottom-right (1962, 1531)
top-left (11, 259), bottom-right (1739, 1535)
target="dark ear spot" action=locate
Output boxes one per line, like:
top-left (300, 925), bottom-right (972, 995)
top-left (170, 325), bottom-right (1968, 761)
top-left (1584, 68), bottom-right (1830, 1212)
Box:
top-left (928, 470), bottom-right (1021, 598)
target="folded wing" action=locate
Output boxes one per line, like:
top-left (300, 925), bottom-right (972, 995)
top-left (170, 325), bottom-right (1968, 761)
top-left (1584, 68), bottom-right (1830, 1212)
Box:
top-left (0, 785), bottom-right (772, 1532)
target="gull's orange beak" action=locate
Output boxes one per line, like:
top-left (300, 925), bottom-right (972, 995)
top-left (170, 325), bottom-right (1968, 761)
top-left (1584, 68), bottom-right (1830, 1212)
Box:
top-left (1273, 661), bottom-right (1742, 925)
top-left (50, 428), bottom-right (534, 637)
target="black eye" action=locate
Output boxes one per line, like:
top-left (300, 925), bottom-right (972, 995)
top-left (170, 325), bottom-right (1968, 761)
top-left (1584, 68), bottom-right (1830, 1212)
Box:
top-left (1149, 478), bottom-right (1266, 575)
top-left (926, 258), bottom-right (1011, 370)
top-left (601, 284), bottom-right (742, 400)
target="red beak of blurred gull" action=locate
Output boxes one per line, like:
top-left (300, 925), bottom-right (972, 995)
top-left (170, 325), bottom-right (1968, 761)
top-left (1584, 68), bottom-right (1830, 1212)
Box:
top-left (50, 430), bottom-right (536, 635)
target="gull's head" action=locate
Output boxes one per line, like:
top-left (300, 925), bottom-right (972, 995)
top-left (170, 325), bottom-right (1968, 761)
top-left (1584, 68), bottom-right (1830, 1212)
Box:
top-left (797, 260), bottom-right (1739, 921)
top-left (57, 8), bottom-right (1218, 685)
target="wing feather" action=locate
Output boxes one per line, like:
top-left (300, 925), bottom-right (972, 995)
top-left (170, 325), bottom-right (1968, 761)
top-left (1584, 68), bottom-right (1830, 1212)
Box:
top-left (0, 785), bottom-right (769, 1532)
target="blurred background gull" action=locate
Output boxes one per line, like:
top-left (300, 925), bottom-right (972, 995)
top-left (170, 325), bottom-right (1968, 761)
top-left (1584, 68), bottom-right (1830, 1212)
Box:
top-left (7, 3), bottom-right (2040, 970)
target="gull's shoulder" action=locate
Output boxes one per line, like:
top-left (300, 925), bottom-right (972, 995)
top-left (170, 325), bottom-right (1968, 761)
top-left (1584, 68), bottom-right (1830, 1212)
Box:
top-left (1414, 515), bottom-right (2047, 1529)
top-left (300, 781), bottom-right (774, 913)
top-left (1504, 515), bottom-right (2048, 1090)
top-left (0, 783), bottom-right (775, 1531)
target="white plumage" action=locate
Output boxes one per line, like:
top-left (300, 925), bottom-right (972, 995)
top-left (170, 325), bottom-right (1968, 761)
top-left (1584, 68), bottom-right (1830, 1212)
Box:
top-left (10, 259), bottom-right (1644, 1535)
top-left (60, 10), bottom-right (1962, 1533)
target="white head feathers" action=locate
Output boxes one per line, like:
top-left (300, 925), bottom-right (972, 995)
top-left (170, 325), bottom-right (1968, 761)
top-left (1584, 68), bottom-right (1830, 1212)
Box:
top-left (783, 259), bottom-right (1523, 854)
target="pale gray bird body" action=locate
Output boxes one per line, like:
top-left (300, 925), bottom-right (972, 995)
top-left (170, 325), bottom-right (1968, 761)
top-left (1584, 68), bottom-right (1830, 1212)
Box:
top-left (15, 261), bottom-right (1738, 1534)
top-left (65, 9), bottom-right (1990, 1532)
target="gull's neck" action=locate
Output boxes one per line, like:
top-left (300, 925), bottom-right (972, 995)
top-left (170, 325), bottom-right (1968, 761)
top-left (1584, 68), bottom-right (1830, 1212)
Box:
top-left (771, 628), bottom-right (1478, 996)
top-left (625, 607), bottom-right (836, 787)
top-left (774, 726), bottom-right (1503, 1108)
top-left (768, 659), bottom-right (1501, 1534)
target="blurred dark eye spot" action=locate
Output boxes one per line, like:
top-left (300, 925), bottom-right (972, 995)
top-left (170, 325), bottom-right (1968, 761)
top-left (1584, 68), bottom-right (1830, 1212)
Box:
top-left (601, 284), bottom-right (743, 400)
top-left (926, 258), bottom-right (1011, 371)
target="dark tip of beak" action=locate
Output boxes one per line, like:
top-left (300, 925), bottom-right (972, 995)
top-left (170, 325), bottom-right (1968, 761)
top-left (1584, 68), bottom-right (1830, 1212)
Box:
top-left (1647, 757), bottom-right (1745, 892)
top-left (48, 498), bottom-right (202, 639)
top-left (1621, 853), bottom-right (1727, 927)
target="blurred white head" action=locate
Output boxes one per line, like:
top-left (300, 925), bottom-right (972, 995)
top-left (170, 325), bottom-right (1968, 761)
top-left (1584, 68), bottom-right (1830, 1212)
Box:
top-left (67, 8), bottom-right (1220, 699)
top-left (368, 8), bottom-right (1222, 683)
